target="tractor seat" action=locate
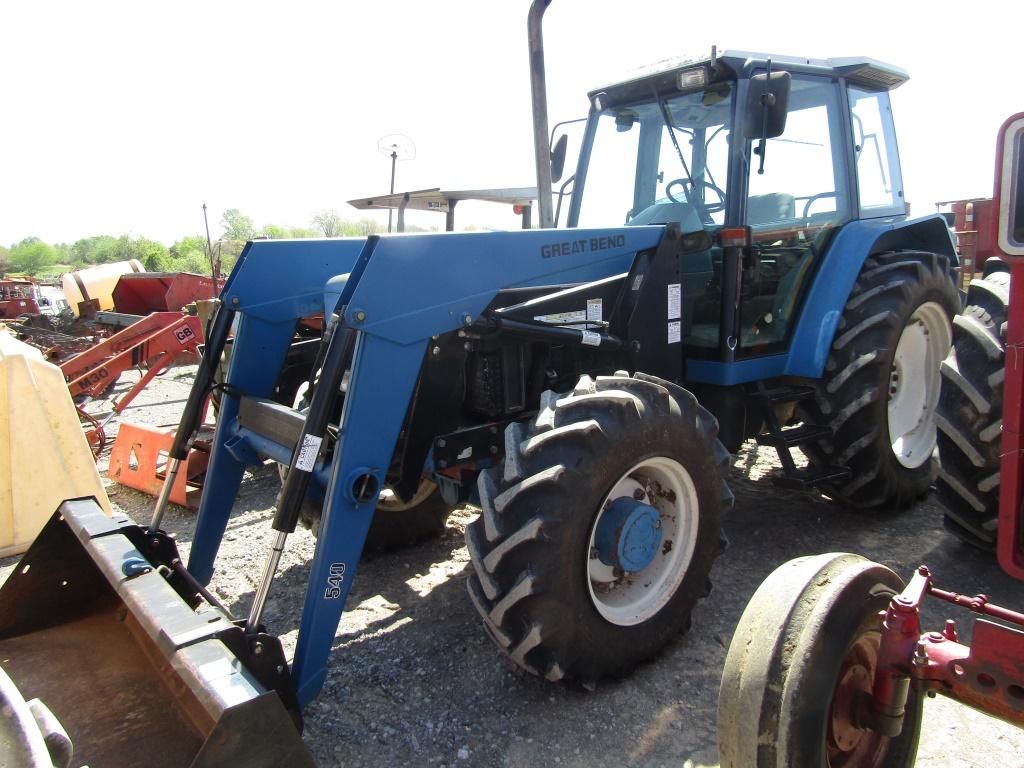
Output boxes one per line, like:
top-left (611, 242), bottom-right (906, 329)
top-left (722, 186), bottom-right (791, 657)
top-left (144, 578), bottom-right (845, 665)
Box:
top-left (748, 193), bottom-right (796, 226)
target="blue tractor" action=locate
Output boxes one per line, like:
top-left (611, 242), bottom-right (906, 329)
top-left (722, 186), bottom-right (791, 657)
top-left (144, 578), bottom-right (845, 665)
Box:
top-left (0, 2), bottom-right (961, 763)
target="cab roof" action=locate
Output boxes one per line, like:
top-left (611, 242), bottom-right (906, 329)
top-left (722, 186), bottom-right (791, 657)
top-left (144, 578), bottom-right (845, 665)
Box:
top-left (588, 50), bottom-right (908, 109)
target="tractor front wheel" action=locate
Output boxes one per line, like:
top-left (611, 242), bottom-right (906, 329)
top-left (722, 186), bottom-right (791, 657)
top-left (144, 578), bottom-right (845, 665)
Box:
top-left (718, 553), bottom-right (922, 768)
top-left (466, 372), bottom-right (732, 683)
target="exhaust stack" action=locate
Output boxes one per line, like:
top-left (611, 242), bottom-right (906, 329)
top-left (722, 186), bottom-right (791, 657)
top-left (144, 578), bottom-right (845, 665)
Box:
top-left (528, 0), bottom-right (554, 229)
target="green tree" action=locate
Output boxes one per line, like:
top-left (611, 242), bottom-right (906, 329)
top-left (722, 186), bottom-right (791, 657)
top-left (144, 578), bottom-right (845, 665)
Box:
top-left (178, 251), bottom-right (212, 274)
top-left (285, 226), bottom-right (318, 238)
top-left (134, 237), bottom-right (170, 271)
top-left (0, 246), bottom-right (9, 276)
top-left (342, 218), bottom-right (384, 236)
top-left (260, 224), bottom-right (286, 239)
top-left (52, 243), bottom-right (72, 265)
top-left (71, 235), bottom-right (119, 264)
top-left (10, 238), bottom-right (56, 276)
top-left (221, 209), bottom-right (255, 241)
top-left (313, 210), bottom-right (344, 237)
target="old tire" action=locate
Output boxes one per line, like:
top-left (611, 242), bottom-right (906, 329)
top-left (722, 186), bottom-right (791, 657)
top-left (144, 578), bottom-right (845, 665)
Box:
top-left (801, 250), bottom-right (959, 508)
top-left (935, 271), bottom-right (1009, 549)
top-left (285, 473), bottom-right (454, 554)
top-left (718, 553), bottom-right (922, 768)
top-left (466, 372), bottom-right (732, 683)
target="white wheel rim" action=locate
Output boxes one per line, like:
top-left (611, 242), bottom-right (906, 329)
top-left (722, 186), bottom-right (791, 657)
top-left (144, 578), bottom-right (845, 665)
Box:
top-left (378, 479), bottom-right (436, 511)
top-left (888, 301), bottom-right (951, 468)
top-left (586, 456), bottom-right (699, 626)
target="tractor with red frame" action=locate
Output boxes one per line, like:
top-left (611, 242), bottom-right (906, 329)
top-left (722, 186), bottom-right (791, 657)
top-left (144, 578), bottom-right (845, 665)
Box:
top-left (718, 113), bottom-right (1024, 766)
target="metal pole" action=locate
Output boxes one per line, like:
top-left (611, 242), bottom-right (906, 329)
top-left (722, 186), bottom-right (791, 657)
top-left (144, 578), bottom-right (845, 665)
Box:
top-left (388, 150), bottom-right (397, 233)
top-left (202, 203), bottom-right (215, 277)
top-left (528, 0), bottom-right (554, 229)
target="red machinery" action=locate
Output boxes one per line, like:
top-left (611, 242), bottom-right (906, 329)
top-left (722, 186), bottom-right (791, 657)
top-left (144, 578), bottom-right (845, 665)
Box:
top-left (0, 279), bottom-right (41, 319)
top-left (111, 272), bottom-right (223, 315)
top-left (719, 113), bottom-right (1024, 766)
top-left (937, 197), bottom-right (997, 287)
top-left (62, 311), bottom-right (203, 451)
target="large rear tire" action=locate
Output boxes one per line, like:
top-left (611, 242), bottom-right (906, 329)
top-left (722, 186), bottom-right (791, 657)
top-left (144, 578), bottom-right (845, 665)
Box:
top-left (466, 373), bottom-right (732, 683)
top-left (935, 270), bottom-right (1009, 549)
top-left (800, 250), bottom-right (959, 508)
top-left (718, 553), bottom-right (923, 768)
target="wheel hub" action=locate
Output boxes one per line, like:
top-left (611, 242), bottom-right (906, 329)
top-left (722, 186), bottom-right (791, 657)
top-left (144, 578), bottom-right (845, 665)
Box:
top-left (594, 497), bottom-right (663, 572)
top-left (586, 457), bottom-right (699, 626)
top-left (830, 663), bottom-right (871, 752)
top-left (888, 301), bottom-right (952, 469)
top-left (827, 633), bottom-right (889, 767)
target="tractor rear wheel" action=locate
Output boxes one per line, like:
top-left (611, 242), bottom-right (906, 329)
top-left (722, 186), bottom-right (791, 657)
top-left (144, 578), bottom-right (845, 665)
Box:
top-left (935, 270), bottom-right (1009, 549)
top-left (718, 553), bottom-right (922, 768)
top-left (800, 250), bottom-right (959, 508)
top-left (466, 372), bottom-right (732, 683)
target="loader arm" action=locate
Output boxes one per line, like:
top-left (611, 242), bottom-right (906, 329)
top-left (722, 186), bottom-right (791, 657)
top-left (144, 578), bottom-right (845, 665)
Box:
top-left (187, 227), bottom-right (662, 705)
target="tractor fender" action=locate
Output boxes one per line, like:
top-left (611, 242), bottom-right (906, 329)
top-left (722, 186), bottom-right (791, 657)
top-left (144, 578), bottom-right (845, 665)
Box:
top-left (784, 214), bottom-right (957, 379)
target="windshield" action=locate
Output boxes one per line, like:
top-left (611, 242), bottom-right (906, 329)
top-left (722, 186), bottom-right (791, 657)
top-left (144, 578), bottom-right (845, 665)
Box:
top-left (573, 83), bottom-right (734, 230)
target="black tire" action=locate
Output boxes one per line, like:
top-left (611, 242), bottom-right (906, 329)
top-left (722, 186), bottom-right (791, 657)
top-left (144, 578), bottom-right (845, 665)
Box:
top-left (800, 250), bottom-right (960, 508)
top-left (935, 271), bottom-right (1009, 549)
top-left (718, 553), bottom-right (923, 768)
top-left (466, 372), bottom-right (732, 683)
top-left (290, 478), bottom-right (454, 554)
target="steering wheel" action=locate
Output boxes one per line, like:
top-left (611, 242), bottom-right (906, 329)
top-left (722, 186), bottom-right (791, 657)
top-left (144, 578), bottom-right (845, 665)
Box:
top-left (665, 178), bottom-right (727, 216)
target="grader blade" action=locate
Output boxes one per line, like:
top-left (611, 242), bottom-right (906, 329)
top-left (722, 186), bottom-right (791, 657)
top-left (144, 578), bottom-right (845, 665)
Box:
top-left (0, 498), bottom-right (315, 768)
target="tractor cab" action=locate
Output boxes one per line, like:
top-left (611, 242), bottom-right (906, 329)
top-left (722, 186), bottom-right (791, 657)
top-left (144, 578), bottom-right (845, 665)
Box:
top-left (563, 52), bottom-right (909, 362)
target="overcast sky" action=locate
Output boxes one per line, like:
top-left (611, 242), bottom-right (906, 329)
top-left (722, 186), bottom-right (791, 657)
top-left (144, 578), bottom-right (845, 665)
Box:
top-left (1, 0), bottom-right (1017, 245)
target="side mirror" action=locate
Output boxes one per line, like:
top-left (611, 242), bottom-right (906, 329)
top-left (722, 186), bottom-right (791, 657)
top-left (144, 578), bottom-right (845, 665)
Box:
top-left (551, 134), bottom-right (568, 184)
top-left (743, 70), bottom-right (791, 140)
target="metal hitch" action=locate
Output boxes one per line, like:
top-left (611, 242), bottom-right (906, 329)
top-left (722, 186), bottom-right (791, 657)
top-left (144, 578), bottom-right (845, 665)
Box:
top-left (0, 498), bottom-right (315, 768)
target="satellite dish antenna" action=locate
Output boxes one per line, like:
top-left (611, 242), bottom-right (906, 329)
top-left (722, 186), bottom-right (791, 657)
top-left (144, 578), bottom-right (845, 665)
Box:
top-left (377, 134), bottom-right (416, 232)
top-left (377, 134), bottom-right (416, 161)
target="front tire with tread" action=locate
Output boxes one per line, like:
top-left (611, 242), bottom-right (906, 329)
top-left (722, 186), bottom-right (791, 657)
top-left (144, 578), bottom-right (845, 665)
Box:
top-left (466, 373), bottom-right (732, 683)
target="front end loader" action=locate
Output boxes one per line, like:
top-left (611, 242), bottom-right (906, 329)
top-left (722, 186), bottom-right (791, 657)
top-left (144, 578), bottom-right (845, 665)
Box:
top-left (2, 221), bottom-right (734, 763)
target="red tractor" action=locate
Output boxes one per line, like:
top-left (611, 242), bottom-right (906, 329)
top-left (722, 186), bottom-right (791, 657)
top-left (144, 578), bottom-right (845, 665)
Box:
top-left (718, 113), bottom-right (1024, 766)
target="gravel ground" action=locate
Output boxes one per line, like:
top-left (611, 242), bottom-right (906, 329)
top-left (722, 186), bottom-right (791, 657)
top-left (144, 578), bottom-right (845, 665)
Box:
top-left (3, 365), bottom-right (1023, 767)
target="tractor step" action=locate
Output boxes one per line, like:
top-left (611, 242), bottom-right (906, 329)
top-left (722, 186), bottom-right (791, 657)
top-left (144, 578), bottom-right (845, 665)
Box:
top-left (756, 423), bottom-right (832, 449)
top-left (771, 464), bottom-right (851, 490)
top-left (747, 384), bottom-right (817, 405)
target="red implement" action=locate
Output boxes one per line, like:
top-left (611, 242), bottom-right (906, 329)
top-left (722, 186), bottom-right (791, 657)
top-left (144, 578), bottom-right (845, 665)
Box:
top-left (61, 312), bottom-right (202, 400)
top-left (111, 272), bottom-right (223, 315)
top-left (871, 565), bottom-right (1024, 730)
top-left (108, 422), bottom-right (212, 509)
